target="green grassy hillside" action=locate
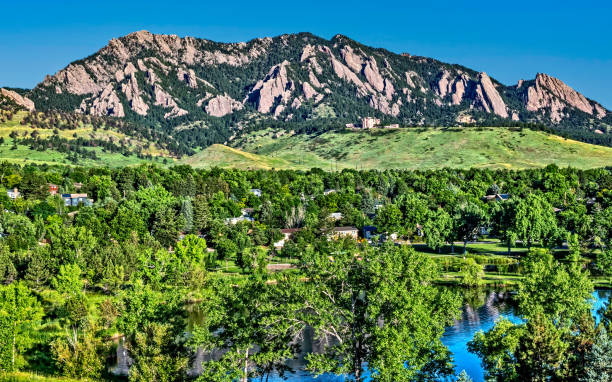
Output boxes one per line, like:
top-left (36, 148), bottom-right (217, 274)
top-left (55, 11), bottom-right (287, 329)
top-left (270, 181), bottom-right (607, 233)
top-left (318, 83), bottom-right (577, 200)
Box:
top-left (228, 127), bottom-right (612, 170)
top-left (0, 110), bottom-right (173, 167)
top-left (180, 144), bottom-right (292, 170)
top-left (2, 115), bottom-right (612, 170)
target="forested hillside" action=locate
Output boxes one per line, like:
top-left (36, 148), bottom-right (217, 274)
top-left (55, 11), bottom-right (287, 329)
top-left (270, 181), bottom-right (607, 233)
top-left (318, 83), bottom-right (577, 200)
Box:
top-left (0, 91), bottom-right (184, 165)
top-left (0, 163), bottom-right (611, 381)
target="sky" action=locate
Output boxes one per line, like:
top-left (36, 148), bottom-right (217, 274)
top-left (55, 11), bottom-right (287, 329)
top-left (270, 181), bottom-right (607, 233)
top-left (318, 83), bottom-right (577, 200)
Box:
top-left (1, 0), bottom-right (611, 108)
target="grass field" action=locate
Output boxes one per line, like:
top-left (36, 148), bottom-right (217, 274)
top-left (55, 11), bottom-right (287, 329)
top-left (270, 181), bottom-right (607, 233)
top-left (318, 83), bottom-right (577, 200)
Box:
top-left (0, 372), bottom-right (91, 382)
top-left (0, 110), bottom-right (172, 167)
top-left (180, 144), bottom-right (293, 170)
top-left (230, 127), bottom-right (612, 170)
top-left (0, 139), bottom-right (170, 167)
top-left (4, 113), bottom-right (612, 170)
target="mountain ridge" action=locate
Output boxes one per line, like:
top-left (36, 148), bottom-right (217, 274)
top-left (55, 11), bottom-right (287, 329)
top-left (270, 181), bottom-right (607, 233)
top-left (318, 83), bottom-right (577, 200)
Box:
top-left (25, 30), bottom-right (612, 150)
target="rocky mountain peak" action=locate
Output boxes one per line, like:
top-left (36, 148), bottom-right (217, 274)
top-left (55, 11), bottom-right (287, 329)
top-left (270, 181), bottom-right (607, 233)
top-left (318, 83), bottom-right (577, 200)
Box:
top-left (475, 72), bottom-right (508, 118)
top-left (524, 73), bottom-right (606, 122)
top-left (27, 31), bottom-right (611, 145)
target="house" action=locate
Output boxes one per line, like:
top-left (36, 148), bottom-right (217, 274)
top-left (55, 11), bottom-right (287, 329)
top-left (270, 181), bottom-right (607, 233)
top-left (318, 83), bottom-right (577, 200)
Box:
top-left (328, 212), bottom-right (343, 221)
top-left (384, 124), bottom-right (399, 129)
top-left (381, 232), bottom-right (399, 242)
top-left (274, 228), bottom-right (302, 249)
top-left (225, 209), bottom-right (255, 225)
top-left (415, 224), bottom-right (424, 237)
top-left (48, 184), bottom-right (59, 195)
top-left (331, 226), bottom-right (359, 240)
top-left (225, 215), bottom-right (254, 225)
top-left (6, 188), bottom-right (20, 200)
top-left (73, 182), bottom-right (83, 190)
top-left (61, 193), bottom-right (93, 207)
top-left (482, 193), bottom-right (510, 202)
top-left (363, 225), bottom-right (377, 240)
top-left (250, 189), bottom-right (262, 197)
top-left (323, 189), bottom-right (336, 196)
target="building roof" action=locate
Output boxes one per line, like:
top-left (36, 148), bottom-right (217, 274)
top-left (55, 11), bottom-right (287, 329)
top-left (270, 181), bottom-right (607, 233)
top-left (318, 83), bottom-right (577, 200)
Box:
top-left (281, 228), bottom-right (302, 234)
top-left (334, 226), bottom-right (358, 232)
top-left (62, 193), bottom-right (88, 198)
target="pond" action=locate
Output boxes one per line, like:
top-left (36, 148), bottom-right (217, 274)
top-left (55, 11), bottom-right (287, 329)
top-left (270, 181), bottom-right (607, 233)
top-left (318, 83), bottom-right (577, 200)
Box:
top-left (261, 288), bottom-right (611, 382)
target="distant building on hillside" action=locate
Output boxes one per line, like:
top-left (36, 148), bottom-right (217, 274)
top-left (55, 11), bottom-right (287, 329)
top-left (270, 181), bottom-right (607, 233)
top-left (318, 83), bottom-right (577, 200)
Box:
top-left (6, 188), bottom-right (20, 200)
top-left (330, 226), bottom-right (359, 240)
top-left (362, 117), bottom-right (381, 129)
top-left (62, 193), bottom-right (93, 207)
top-left (274, 228), bottom-right (302, 249)
top-left (482, 193), bottom-right (510, 202)
top-left (363, 225), bottom-right (377, 240)
top-left (48, 184), bottom-right (59, 195)
top-left (225, 208), bottom-right (255, 225)
top-left (328, 212), bottom-right (343, 221)
top-left (250, 189), bottom-right (262, 197)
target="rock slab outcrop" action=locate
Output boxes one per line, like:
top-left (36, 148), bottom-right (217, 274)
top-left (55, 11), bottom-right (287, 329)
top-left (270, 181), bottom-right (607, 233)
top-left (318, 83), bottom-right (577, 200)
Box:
top-left (0, 88), bottom-right (35, 111)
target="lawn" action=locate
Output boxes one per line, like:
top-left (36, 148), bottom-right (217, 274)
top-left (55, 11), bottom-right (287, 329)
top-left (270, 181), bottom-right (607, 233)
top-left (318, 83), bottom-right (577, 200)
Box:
top-left (0, 139), bottom-right (172, 167)
top-left (0, 372), bottom-right (94, 382)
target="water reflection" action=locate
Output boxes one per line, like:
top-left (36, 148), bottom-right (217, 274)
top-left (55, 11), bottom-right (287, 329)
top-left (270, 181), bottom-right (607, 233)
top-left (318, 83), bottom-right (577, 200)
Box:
top-left (443, 289), bottom-right (520, 382)
top-left (443, 288), bottom-right (611, 382)
top-left (112, 289), bottom-right (610, 381)
top-left (265, 288), bottom-right (610, 382)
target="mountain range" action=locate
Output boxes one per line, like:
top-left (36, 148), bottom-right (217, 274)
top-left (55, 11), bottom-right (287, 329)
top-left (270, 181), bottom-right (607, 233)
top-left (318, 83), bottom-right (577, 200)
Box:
top-left (3, 31), bottom-right (612, 157)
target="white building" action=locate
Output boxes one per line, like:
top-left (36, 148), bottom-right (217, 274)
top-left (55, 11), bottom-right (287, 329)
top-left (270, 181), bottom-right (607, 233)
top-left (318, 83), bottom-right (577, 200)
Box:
top-left (328, 212), bottom-right (343, 221)
top-left (361, 117), bottom-right (381, 129)
top-left (6, 188), bottom-right (20, 200)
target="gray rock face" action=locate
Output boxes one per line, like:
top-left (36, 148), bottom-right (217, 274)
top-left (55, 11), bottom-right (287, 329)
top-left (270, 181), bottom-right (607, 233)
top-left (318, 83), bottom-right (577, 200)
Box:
top-left (341, 45), bottom-right (364, 73)
top-left (363, 58), bottom-right (385, 93)
top-left (0, 88), bottom-right (35, 111)
top-left (248, 61), bottom-right (294, 114)
top-left (302, 82), bottom-right (319, 100)
top-left (82, 84), bottom-right (124, 117)
top-left (32, 31), bottom-right (609, 128)
top-left (152, 83), bottom-right (187, 118)
top-left (47, 64), bottom-right (102, 95)
top-left (525, 73), bottom-right (606, 121)
top-left (177, 68), bottom-right (198, 88)
top-left (474, 72), bottom-right (508, 118)
top-left (205, 94), bottom-right (243, 117)
top-left (435, 71), bottom-right (469, 106)
top-left (121, 74), bottom-right (149, 116)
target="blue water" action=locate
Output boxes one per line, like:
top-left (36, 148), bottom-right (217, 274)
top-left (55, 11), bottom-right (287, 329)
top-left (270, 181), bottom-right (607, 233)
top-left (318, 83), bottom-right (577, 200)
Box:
top-left (261, 289), bottom-right (611, 382)
top-left (444, 289), bottom-right (611, 381)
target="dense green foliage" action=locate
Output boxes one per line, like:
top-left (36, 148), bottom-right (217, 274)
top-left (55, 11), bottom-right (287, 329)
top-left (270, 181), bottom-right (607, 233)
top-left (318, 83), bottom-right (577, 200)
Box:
top-left (0, 162), bottom-right (609, 380)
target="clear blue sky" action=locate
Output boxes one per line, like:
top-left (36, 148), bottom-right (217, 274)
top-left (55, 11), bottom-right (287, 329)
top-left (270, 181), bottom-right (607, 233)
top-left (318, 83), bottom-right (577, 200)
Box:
top-left (1, 0), bottom-right (611, 108)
